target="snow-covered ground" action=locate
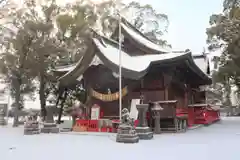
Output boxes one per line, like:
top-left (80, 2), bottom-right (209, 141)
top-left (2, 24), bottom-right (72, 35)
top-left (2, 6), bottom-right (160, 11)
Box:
top-left (1, 117), bottom-right (240, 160)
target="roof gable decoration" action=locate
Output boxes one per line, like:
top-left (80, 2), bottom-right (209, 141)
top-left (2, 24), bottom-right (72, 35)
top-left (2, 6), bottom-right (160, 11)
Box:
top-left (89, 55), bottom-right (103, 66)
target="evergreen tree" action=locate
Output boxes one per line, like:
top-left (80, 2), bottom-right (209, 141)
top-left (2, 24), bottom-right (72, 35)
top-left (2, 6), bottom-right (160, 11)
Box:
top-left (206, 0), bottom-right (240, 107)
top-left (0, 0), bottom-right (67, 121)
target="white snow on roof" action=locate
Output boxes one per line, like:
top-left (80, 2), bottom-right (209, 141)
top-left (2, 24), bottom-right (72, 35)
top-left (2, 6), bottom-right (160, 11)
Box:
top-left (58, 56), bottom-right (84, 80)
top-left (93, 38), bottom-right (187, 72)
top-left (55, 64), bottom-right (77, 72)
top-left (121, 22), bottom-right (171, 53)
top-left (193, 58), bottom-right (207, 73)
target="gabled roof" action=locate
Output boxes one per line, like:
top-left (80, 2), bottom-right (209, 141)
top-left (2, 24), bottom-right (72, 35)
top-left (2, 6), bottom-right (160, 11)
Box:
top-left (57, 46), bottom-right (96, 86)
top-left (192, 53), bottom-right (211, 75)
top-left (112, 17), bottom-right (171, 54)
top-left (92, 37), bottom-right (189, 79)
top-left (55, 36), bottom-right (211, 87)
top-left (113, 17), bottom-right (211, 77)
top-left (120, 18), bottom-right (171, 54)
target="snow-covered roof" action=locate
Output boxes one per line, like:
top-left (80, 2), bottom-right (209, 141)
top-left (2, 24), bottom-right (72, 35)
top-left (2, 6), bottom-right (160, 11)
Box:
top-left (57, 46), bottom-right (96, 86)
top-left (121, 21), bottom-right (171, 53)
top-left (55, 16), bottom-right (211, 84)
top-left (93, 38), bottom-right (187, 72)
top-left (193, 58), bottom-right (208, 74)
top-left (54, 39), bottom-right (187, 76)
top-left (56, 36), bottom-right (211, 87)
top-left (119, 18), bottom-right (211, 77)
top-left (54, 64), bottom-right (77, 72)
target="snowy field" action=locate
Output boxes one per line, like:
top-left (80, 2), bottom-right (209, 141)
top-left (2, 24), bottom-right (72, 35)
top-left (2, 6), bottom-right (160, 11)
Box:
top-left (1, 117), bottom-right (240, 160)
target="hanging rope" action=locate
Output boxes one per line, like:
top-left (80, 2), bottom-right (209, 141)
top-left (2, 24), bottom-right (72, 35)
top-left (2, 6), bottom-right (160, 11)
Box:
top-left (90, 86), bottom-right (128, 102)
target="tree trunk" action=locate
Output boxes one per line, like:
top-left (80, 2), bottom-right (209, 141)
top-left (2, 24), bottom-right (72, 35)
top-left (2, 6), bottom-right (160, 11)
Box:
top-left (12, 78), bottom-right (21, 127)
top-left (57, 90), bottom-right (67, 124)
top-left (55, 90), bottom-right (62, 123)
top-left (39, 73), bottom-right (46, 121)
top-left (84, 86), bottom-right (92, 119)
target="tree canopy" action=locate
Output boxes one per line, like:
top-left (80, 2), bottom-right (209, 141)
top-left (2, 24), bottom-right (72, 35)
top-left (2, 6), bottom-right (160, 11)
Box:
top-left (207, 1), bottom-right (240, 83)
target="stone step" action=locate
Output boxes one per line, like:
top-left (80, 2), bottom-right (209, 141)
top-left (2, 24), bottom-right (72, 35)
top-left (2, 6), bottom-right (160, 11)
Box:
top-left (60, 128), bottom-right (72, 132)
top-left (24, 130), bottom-right (40, 135)
top-left (40, 127), bottom-right (59, 133)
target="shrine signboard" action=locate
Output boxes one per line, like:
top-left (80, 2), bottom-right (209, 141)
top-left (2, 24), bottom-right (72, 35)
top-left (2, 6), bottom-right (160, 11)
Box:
top-left (91, 104), bottom-right (100, 120)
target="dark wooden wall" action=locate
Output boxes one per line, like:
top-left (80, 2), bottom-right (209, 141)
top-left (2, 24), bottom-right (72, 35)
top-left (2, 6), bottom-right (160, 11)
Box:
top-left (85, 65), bottom-right (202, 118)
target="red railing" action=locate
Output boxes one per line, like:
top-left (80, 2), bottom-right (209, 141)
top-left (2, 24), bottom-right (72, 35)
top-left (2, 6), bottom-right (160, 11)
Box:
top-left (73, 119), bottom-right (139, 133)
top-left (176, 108), bottom-right (188, 117)
top-left (187, 104), bottom-right (220, 125)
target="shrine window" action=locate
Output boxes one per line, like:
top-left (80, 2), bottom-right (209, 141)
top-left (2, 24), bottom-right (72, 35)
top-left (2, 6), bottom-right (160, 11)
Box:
top-left (193, 91), bottom-right (206, 104)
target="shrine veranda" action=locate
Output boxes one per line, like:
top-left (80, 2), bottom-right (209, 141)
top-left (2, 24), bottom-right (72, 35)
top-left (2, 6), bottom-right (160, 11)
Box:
top-left (54, 17), bottom-right (220, 133)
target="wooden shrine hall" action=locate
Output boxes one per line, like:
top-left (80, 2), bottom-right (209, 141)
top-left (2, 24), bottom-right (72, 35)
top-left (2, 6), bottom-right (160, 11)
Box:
top-left (54, 17), bottom-right (220, 133)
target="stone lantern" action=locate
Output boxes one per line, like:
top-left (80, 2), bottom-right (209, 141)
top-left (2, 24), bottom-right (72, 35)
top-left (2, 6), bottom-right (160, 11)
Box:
top-left (135, 104), bottom-right (153, 139)
top-left (24, 112), bottom-right (40, 135)
top-left (40, 107), bottom-right (59, 133)
top-left (150, 102), bottom-right (163, 134)
top-left (116, 108), bottom-right (139, 143)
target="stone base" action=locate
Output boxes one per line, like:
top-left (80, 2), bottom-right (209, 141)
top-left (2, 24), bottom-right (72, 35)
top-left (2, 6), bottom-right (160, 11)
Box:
top-left (41, 127), bottom-right (59, 133)
top-left (24, 121), bottom-right (40, 135)
top-left (116, 133), bottom-right (139, 143)
top-left (40, 123), bottom-right (59, 133)
top-left (116, 124), bottom-right (139, 143)
top-left (135, 127), bottom-right (153, 140)
top-left (0, 119), bottom-right (6, 126)
top-left (24, 129), bottom-right (40, 135)
top-left (60, 128), bottom-right (72, 132)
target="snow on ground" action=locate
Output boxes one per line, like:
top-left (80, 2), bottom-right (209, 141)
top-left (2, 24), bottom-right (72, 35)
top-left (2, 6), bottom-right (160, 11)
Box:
top-left (1, 117), bottom-right (240, 160)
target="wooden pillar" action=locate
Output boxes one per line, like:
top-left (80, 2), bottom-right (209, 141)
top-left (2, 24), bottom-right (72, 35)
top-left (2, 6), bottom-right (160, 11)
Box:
top-left (163, 74), bottom-right (169, 101)
top-left (164, 87), bottom-right (168, 100)
top-left (184, 87), bottom-right (188, 107)
top-left (140, 79), bottom-right (144, 104)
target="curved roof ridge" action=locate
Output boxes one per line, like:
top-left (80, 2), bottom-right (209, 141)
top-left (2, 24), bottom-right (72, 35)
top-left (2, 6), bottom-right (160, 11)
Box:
top-left (120, 17), bottom-right (171, 53)
top-left (54, 63), bottom-right (77, 72)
